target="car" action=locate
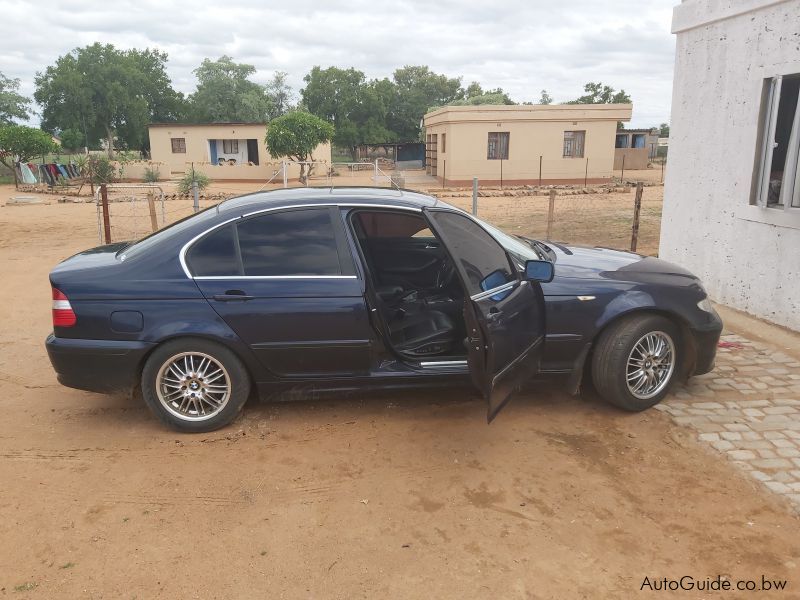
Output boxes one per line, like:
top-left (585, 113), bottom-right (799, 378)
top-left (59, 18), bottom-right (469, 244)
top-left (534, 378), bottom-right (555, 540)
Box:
top-left (46, 187), bottom-right (722, 432)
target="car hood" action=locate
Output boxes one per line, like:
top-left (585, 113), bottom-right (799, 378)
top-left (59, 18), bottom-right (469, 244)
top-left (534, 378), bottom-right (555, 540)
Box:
top-left (546, 241), bottom-right (698, 282)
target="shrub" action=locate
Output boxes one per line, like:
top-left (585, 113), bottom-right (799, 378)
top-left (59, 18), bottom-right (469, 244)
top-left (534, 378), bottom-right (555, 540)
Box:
top-left (143, 166), bottom-right (160, 183)
top-left (89, 156), bottom-right (117, 184)
top-left (177, 169), bottom-right (211, 195)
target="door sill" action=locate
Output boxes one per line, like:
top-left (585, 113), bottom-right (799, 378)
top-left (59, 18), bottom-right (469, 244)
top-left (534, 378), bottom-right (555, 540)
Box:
top-left (419, 359), bottom-right (468, 369)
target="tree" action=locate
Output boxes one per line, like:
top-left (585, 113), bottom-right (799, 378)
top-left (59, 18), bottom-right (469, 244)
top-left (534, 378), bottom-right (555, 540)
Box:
top-left (59, 128), bottom-right (84, 152)
top-left (0, 125), bottom-right (56, 188)
top-left (0, 72), bottom-right (31, 125)
top-left (538, 89), bottom-right (553, 105)
top-left (265, 71), bottom-right (294, 120)
top-left (265, 111), bottom-right (333, 184)
top-left (568, 82), bottom-right (631, 104)
top-left (659, 122), bottom-right (670, 137)
top-left (388, 66), bottom-right (463, 140)
top-left (188, 56), bottom-right (272, 123)
top-left (35, 43), bottom-right (182, 158)
top-left (302, 66), bottom-right (395, 158)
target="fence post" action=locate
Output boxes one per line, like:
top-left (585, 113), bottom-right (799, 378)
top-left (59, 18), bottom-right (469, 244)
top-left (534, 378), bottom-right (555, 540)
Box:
top-left (192, 180), bottom-right (199, 214)
top-left (147, 190), bottom-right (158, 232)
top-left (584, 158), bottom-right (589, 187)
top-left (621, 154), bottom-right (626, 182)
top-left (283, 161), bottom-right (288, 188)
top-left (442, 159), bottom-right (446, 189)
top-left (546, 189), bottom-right (556, 241)
top-left (630, 182), bottom-right (643, 252)
top-left (374, 158), bottom-right (379, 185)
top-left (538, 155), bottom-right (542, 187)
top-left (472, 177), bottom-right (478, 215)
top-left (100, 184), bottom-right (111, 244)
top-left (661, 159), bottom-right (665, 183)
top-left (500, 158), bottom-right (503, 190)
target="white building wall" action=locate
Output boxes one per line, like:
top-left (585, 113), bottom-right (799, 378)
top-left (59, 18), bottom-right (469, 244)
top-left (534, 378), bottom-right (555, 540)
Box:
top-left (660, 0), bottom-right (800, 331)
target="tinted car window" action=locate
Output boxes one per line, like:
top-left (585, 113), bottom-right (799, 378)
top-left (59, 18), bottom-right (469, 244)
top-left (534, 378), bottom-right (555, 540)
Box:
top-left (237, 209), bottom-right (341, 276)
top-left (186, 224), bottom-right (240, 276)
top-left (431, 212), bottom-right (515, 296)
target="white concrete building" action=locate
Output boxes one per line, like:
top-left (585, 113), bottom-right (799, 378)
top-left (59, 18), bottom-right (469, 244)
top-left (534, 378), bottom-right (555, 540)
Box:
top-left (660, 0), bottom-right (800, 331)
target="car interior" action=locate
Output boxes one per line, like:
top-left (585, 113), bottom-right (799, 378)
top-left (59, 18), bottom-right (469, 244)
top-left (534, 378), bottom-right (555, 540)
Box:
top-left (350, 210), bottom-right (468, 360)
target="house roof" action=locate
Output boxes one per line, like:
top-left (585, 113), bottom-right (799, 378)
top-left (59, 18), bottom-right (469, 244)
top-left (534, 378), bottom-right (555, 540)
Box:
top-left (424, 103), bottom-right (633, 126)
top-left (148, 122), bottom-right (266, 128)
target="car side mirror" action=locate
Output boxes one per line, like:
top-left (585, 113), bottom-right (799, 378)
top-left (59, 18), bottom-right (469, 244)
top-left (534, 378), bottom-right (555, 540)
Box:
top-left (524, 260), bottom-right (554, 283)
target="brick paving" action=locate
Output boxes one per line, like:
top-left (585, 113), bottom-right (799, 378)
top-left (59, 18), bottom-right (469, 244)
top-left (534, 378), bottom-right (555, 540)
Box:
top-left (656, 332), bottom-right (800, 511)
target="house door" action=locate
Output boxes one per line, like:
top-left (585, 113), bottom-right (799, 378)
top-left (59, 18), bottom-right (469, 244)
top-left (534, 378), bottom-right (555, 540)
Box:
top-left (246, 139), bottom-right (260, 165)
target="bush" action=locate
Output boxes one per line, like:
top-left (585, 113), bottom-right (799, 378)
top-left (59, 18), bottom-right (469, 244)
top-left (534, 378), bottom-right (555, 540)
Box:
top-left (89, 157), bottom-right (117, 184)
top-left (177, 169), bottom-right (211, 195)
top-left (143, 166), bottom-right (160, 183)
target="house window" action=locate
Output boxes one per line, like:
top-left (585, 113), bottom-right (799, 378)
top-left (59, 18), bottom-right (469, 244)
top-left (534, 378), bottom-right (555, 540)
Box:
top-left (753, 74), bottom-right (800, 209)
top-left (563, 131), bottom-right (585, 158)
top-left (441, 133), bottom-right (446, 153)
top-left (487, 132), bottom-right (509, 160)
top-left (631, 134), bottom-right (646, 148)
top-left (222, 139), bottom-right (239, 154)
top-left (171, 138), bottom-right (186, 153)
top-left (615, 134), bottom-right (629, 148)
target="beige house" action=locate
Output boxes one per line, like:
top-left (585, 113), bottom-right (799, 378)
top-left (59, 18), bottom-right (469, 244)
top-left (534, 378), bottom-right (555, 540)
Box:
top-left (147, 122), bottom-right (332, 181)
top-left (614, 128), bottom-right (660, 170)
top-left (423, 104), bottom-right (632, 186)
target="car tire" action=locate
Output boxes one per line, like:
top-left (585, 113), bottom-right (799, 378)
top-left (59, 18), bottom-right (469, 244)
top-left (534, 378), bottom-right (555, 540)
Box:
top-left (591, 314), bottom-right (680, 412)
top-left (141, 338), bottom-right (251, 432)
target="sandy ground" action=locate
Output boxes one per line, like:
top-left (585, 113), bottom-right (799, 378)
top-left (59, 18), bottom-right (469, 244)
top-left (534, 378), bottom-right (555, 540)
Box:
top-left (1, 183), bottom-right (798, 598)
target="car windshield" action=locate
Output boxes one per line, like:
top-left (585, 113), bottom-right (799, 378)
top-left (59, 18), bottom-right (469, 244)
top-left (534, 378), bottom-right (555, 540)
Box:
top-left (477, 218), bottom-right (543, 266)
top-left (117, 205), bottom-right (221, 260)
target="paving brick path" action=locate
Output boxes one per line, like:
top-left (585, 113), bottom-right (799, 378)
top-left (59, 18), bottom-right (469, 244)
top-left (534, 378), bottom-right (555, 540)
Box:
top-left (656, 333), bottom-right (800, 511)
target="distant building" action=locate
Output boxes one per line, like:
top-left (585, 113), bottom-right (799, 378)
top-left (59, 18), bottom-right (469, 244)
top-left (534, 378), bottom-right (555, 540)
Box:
top-left (422, 104), bottom-right (632, 186)
top-left (660, 0), bottom-right (800, 331)
top-left (614, 128), bottom-right (660, 169)
top-left (147, 122), bottom-right (332, 181)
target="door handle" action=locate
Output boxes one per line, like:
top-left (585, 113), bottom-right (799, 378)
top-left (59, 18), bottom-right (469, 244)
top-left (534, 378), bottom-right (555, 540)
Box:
top-left (213, 291), bottom-right (254, 302)
top-left (487, 308), bottom-right (503, 321)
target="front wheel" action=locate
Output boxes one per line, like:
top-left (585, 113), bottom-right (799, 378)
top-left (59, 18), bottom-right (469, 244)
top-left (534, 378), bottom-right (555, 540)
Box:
top-left (591, 314), bottom-right (680, 411)
top-left (141, 338), bottom-right (251, 432)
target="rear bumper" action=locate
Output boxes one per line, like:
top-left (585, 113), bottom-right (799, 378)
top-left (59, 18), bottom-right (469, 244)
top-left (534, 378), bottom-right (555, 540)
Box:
top-left (46, 334), bottom-right (155, 393)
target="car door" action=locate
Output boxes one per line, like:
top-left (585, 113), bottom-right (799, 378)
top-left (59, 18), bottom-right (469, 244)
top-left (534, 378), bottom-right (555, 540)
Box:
top-left (187, 206), bottom-right (374, 378)
top-left (424, 209), bottom-right (546, 422)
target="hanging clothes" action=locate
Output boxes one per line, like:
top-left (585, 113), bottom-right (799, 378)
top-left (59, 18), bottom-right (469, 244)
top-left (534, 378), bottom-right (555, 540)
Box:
top-left (19, 162), bottom-right (37, 184)
top-left (57, 164), bottom-right (69, 179)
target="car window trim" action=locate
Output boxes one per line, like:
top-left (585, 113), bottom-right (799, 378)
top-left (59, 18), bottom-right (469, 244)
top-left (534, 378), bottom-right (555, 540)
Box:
top-left (180, 203), bottom-right (422, 279)
top-left (470, 280), bottom-right (519, 302)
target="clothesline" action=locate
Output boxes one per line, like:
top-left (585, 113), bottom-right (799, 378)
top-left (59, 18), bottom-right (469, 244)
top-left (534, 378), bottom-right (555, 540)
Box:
top-left (15, 161), bottom-right (81, 186)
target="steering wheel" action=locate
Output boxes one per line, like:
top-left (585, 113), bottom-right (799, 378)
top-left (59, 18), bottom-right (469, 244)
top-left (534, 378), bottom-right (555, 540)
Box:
top-left (435, 260), bottom-right (456, 290)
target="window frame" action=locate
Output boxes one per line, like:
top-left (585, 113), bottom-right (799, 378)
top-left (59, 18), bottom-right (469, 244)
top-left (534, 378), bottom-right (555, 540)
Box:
top-left (487, 132), bottom-right (510, 160)
top-left (184, 206), bottom-right (356, 279)
top-left (563, 130), bottom-right (585, 158)
top-left (752, 74), bottom-right (800, 212)
top-left (222, 139), bottom-right (239, 154)
top-left (170, 137), bottom-right (186, 154)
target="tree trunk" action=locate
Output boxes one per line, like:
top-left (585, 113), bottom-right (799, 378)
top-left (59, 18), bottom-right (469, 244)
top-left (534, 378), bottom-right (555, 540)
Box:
top-left (105, 125), bottom-right (115, 160)
top-left (12, 162), bottom-right (19, 190)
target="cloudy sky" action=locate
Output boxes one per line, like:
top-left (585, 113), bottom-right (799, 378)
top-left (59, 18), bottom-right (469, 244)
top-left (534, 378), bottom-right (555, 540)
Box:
top-left (0, 0), bottom-right (676, 128)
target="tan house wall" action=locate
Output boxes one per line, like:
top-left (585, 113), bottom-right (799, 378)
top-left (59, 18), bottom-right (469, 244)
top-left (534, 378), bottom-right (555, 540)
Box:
top-left (614, 148), bottom-right (650, 170)
top-left (423, 104), bottom-right (631, 186)
top-left (147, 123), bottom-right (332, 181)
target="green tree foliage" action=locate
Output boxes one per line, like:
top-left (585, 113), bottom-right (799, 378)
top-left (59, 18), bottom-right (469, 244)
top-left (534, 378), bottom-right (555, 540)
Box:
top-left (0, 72), bottom-right (31, 125)
top-left (659, 122), bottom-right (670, 137)
top-left (59, 128), bottom-right (84, 152)
top-left (265, 71), bottom-right (295, 120)
top-left (34, 43), bottom-right (183, 158)
top-left (568, 82), bottom-right (631, 104)
top-left (302, 66), bottom-right (395, 157)
top-left (0, 125), bottom-right (56, 187)
top-left (538, 89), bottom-right (553, 105)
top-left (388, 66), bottom-right (464, 140)
top-left (188, 56), bottom-right (273, 123)
top-left (265, 111), bottom-right (334, 183)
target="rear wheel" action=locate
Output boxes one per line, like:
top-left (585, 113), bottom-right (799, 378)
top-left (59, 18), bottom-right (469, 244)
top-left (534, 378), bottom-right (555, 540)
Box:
top-left (591, 314), bottom-right (680, 411)
top-left (141, 338), bottom-right (250, 432)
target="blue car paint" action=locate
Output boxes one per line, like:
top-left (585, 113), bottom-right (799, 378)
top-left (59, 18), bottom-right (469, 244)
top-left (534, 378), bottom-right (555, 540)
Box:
top-left (46, 187), bottom-right (722, 398)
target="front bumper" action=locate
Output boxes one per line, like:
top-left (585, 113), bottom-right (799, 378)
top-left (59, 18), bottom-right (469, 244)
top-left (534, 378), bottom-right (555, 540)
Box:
top-left (688, 309), bottom-right (723, 376)
top-left (46, 334), bottom-right (155, 393)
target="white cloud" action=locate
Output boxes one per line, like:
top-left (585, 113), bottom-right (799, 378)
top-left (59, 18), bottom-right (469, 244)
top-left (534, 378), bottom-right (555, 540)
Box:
top-left (0, 0), bottom-right (676, 127)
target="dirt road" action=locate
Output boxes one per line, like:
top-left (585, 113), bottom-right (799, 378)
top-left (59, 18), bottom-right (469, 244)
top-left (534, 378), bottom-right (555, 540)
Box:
top-left (1, 186), bottom-right (798, 598)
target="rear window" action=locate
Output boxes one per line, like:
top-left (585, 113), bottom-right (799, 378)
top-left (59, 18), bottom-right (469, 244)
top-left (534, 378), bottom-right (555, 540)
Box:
top-left (119, 205), bottom-right (219, 261)
top-left (185, 224), bottom-right (240, 276)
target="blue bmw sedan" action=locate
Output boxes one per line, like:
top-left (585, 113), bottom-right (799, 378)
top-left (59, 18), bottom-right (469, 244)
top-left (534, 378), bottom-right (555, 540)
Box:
top-left (46, 187), bottom-right (722, 432)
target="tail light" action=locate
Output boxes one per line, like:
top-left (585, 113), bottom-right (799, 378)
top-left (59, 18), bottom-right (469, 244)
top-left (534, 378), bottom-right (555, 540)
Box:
top-left (52, 287), bottom-right (76, 327)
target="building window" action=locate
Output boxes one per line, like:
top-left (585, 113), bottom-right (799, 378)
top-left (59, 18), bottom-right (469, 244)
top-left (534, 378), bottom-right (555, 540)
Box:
top-left (441, 133), bottom-right (446, 153)
top-left (631, 134), bottom-right (646, 148)
top-left (563, 131), bottom-right (585, 158)
top-left (487, 132), bottom-right (509, 160)
top-left (222, 139), bottom-right (239, 154)
top-left (615, 134), bottom-right (629, 148)
top-left (753, 74), bottom-right (800, 209)
top-left (171, 138), bottom-right (186, 153)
